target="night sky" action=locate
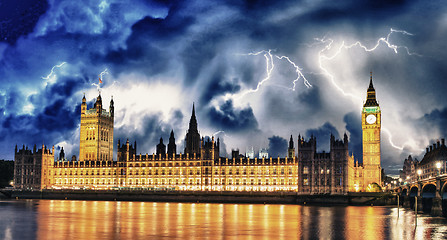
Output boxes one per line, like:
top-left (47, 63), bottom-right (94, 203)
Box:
top-left (1, 0), bottom-right (447, 176)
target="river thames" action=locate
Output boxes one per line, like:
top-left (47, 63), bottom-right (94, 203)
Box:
top-left (1, 200), bottom-right (446, 239)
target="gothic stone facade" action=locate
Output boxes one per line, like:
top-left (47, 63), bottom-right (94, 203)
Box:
top-left (14, 145), bottom-right (54, 189)
top-left (14, 74), bottom-right (382, 193)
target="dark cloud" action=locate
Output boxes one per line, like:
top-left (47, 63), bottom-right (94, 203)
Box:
top-left (114, 108), bottom-right (185, 156)
top-left (268, 135), bottom-right (287, 158)
top-left (200, 75), bottom-right (241, 104)
top-left (0, 0), bottom-right (48, 45)
top-left (418, 108), bottom-right (447, 136)
top-left (303, 0), bottom-right (411, 22)
top-left (0, 0), bottom-right (446, 178)
top-left (305, 122), bottom-right (340, 152)
top-left (207, 100), bottom-right (259, 133)
top-left (115, 115), bottom-right (170, 155)
top-left (297, 85), bottom-right (322, 110)
top-left (102, 11), bottom-right (195, 75)
top-left (344, 112), bottom-right (362, 162)
top-left (37, 100), bottom-right (79, 131)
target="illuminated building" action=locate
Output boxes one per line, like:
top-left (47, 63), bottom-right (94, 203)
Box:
top-left (246, 147), bottom-right (255, 159)
top-left (361, 73), bottom-right (382, 189)
top-left (415, 140), bottom-right (447, 180)
top-left (347, 73), bottom-right (383, 192)
top-left (13, 144), bottom-right (54, 189)
top-left (259, 148), bottom-right (269, 159)
top-left (14, 73), bottom-right (383, 192)
top-left (79, 94), bottom-right (114, 162)
top-left (399, 155), bottom-right (419, 183)
top-left (298, 134), bottom-right (352, 194)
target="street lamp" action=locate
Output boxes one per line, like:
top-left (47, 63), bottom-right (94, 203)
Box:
top-left (417, 169), bottom-right (422, 181)
top-left (436, 162), bottom-right (442, 176)
top-left (399, 178), bottom-right (402, 186)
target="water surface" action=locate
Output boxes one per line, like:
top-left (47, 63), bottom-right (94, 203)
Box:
top-left (1, 200), bottom-right (446, 239)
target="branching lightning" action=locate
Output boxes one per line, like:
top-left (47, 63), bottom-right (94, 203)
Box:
top-left (237, 50), bottom-right (311, 99)
top-left (42, 62), bottom-right (66, 84)
top-left (226, 28), bottom-right (419, 153)
top-left (316, 28), bottom-right (420, 151)
top-left (100, 68), bottom-right (109, 80)
top-left (276, 55), bottom-right (312, 89)
top-left (92, 68), bottom-right (109, 90)
top-left (242, 50), bottom-right (275, 96)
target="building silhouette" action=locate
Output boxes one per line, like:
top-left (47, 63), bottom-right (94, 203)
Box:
top-left (184, 104), bottom-right (201, 156)
top-left (14, 74), bottom-right (382, 193)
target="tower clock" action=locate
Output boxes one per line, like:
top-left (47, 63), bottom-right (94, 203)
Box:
top-left (362, 73), bottom-right (382, 191)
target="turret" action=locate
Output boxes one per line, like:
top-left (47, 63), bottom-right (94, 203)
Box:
top-left (81, 94), bottom-right (87, 115)
top-left (167, 130), bottom-right (176, 155)
top-left (289, 135), bottom-right (294, 149)
top-left (156, 137), bottom-right (166, 156)
top-left (109, 96), bottom-right (114, 118)
top-left (59, 147), bottom-right (65, 160)
top-left (288, 135), bottom-right (295, 158)
top-left (95, 94), bottom-right (103, 114)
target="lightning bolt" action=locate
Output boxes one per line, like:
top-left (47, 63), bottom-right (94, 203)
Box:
top-left (275, 55), bottom-right (312, 89)
top-left (212, 130), bottom-right (231, 139)
top-left (91, 68), bottom-right (109, 90)
top-left (99, 68), bottom-right (109, 80)
top-left (316, 28), bottom-right (420, 151)
top-left (242, 50), bottom-right (275, 96)
top-left (236, 50), bottom-right (312, 99)
top-left (382, 128), bottom-right (403, 151)
top-left (42, 62), bottom-right (66, 84)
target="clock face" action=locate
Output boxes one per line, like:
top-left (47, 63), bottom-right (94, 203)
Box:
top-left (366, 114), bottom-right (376, 124)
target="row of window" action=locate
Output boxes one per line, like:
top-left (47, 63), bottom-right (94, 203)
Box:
top-left (52, 177), bottom-right (298, 186)
top-left (302, 177), bottom-right (343, 186)
top-left (84, 153), bottom-right (110, 161)
top-left (51, 167), bottom-right (299, 176)
top-left (302, 166), bottom-right (345, 174)
top-left (85, 129), bottom-right (110, 141)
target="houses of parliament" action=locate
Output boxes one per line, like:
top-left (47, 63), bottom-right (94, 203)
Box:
top-left (13, 74), bottom-right (383, 193)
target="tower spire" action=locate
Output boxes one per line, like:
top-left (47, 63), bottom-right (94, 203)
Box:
top-left (185, 103), bottom-right (200, 155)
top-left (368, 72), bottom-right (375, 92)
top-left (364, 72), bottom-right (378, 107)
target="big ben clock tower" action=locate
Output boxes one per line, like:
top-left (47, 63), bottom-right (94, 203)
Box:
top-left (362, 73), bottom-right (382, 191)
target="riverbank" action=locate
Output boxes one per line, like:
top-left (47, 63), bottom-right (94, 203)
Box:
top-left (1, 189), bottom-right (396, 205)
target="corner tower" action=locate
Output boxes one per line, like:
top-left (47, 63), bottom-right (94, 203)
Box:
top-left (362, 73), bottom-right (382, 190)
top-left (288, 135), bottom-right (295, 158)
top-left (79, 94), bottom-right (114, 162)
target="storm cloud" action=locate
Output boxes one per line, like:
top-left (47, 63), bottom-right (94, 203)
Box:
top-left (0, 0), bottom-right (446, 175)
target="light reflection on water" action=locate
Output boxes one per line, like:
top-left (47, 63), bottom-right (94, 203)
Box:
top-left (0, 200), bottom-right (447, 239)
